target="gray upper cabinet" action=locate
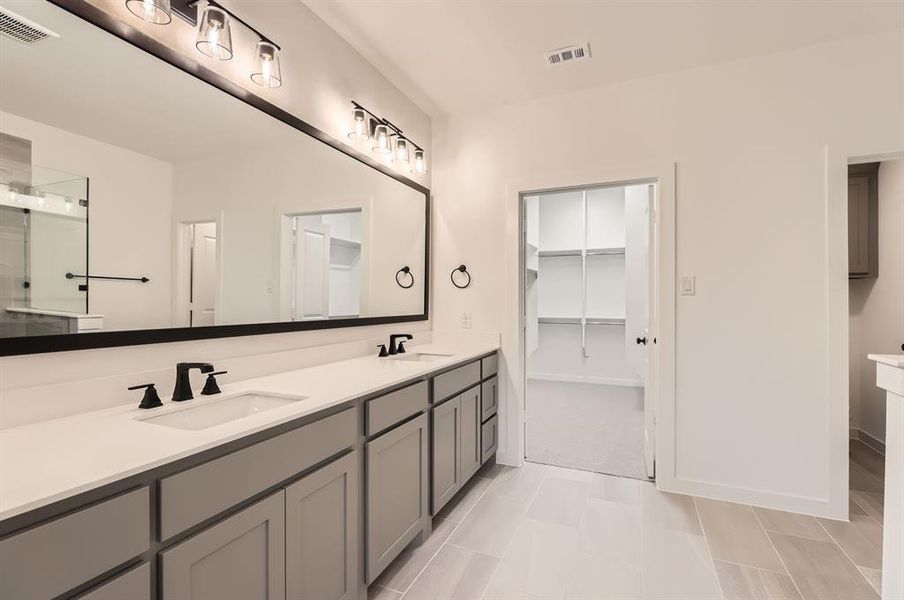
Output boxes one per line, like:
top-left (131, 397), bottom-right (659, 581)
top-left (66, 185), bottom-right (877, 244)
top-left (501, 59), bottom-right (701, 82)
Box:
top-left (160, 491), bottom-right (286, 600)
top-left (848, 163), bottom-right (879, 279)
top-left (285, 452), bottom-right (358, 600)
top-left (460, 385), bottom-right (482, 482)
top-left (366, 413), bottom-right (428, 583)
top-left (432, 395), bottom-right (461, 513)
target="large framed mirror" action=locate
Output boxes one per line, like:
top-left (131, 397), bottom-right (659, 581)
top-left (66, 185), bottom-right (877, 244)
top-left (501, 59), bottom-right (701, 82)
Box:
top-left (0, 0), bottom-right (429, 356)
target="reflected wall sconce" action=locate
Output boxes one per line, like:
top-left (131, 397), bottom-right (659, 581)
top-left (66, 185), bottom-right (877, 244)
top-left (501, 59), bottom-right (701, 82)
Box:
top-left (125, 0), bottom-right (283, 87)
top-left (348, 101), bottom-right (427, 175)
top-left (126, 0), bottom-right (172, 24)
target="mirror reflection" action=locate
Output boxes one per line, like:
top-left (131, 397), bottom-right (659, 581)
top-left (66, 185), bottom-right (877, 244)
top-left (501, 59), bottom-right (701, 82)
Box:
top-left (0, 2), bottom-right (426, 340)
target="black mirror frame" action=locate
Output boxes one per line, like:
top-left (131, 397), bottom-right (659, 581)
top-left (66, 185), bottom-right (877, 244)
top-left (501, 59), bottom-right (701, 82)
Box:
top-left (1, 0), bottom-right (430, 357)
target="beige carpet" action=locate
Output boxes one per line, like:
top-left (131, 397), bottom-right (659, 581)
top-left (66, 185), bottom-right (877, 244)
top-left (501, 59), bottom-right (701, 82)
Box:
top-left (526, 379), bottom-right (648, 480)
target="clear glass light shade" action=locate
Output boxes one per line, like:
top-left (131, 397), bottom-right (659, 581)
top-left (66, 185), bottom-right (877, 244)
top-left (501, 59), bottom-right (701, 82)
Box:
top-left (393, 137), bottom-right (410, 165)
top-left (372, 124), bottom-right (392, 155)
top-left (413, 149), bottom-right (427, 174)
top-left (348, 108), bottom-right (369, 141)
top-left (196, 6), bottom-right (233, 60)
top-left (251, 41), bottom-right (281, 88)
top-left (125, 0), bottom-right (172, 24)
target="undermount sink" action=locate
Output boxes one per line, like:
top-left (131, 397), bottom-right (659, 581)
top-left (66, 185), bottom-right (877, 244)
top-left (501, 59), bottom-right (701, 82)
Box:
top-left (390, 352), bottom-right (453, 363)
top-left (138, 392), bottom-right (306, 431)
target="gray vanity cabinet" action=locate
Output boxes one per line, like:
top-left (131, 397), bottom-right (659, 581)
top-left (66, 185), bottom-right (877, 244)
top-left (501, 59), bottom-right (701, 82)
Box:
top-left (848, 163), bottom-right (879, 278)
top-left (460, 385), bottom-right (482, 482)
top-left (432, 395), bottom-right (462, 512)
top-left (366, 413), bottom-right (429, 583)
top-left (76, 563), bottom-right (150, 600)
top-left (285, 452), bottom-right (358, 600)
top-left (481, 376), bottom-right (498, 422)
top-left (159, 491), bottom-right (286, 600)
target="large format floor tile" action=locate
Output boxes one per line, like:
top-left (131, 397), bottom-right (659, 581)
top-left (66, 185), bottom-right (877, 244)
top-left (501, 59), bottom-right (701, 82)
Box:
top-left (589, 472), bottom-right (642, 505)
top-left (849, 439), bottom-right (885, 479)
top-left (713, 560), bottom-right (802, 600)
top-left (525, 475), bottom-right (589, 527)
top-left (437, 476), bottom-right (493, 524)
top-left (696, 498), bottom-right (785, 572)
top-left (768, 532), bottom-right (879, 600)
top-left (400, 544), bottom-right (497, 600)
top-left (642, 526), bottom-right (722, 599)
top-left (641, 484), bottom-right (703, 534)
top-left (818, 515), bottom-right (883, 570)
top-left (754, 507), bottom-right (832, 542)
top-left (447, 493), bottom-right (529, 558)
top-left (576, 498), bottom-right (642, 564)
top-left (486, 461), bottom-right (548, 502)
top-left (374, 517), bottom-right (458, 594)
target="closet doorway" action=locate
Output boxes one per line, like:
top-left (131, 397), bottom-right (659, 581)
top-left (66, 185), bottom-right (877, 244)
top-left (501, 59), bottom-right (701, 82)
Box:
top-left (523, 182), bottom-right (656, 480)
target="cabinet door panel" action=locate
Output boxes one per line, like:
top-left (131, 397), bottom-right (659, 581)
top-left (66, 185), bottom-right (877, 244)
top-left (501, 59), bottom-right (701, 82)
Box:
top-left (432, 396), bottom-right (461, 514)
top-left (460, 386), bottom-right (482, 482)
top-left (481, 376), bottom-right (498, 422)
top-left (366, 414), bottom-right (428, 583)
top-left (160, 492), bottom-right (286, 600)
top-left (286, 452), bottom-right (358, 600)
top-left (77, 562), bottom-right (150, 600)
top-left (848, 176), bottom-right (870, 274)
top-left (481, 415), bottom-right (499, 465)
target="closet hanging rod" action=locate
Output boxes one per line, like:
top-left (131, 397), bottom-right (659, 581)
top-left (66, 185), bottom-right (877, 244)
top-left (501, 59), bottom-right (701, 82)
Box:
top-left (538, 317), bottom-right (625, 326)
top-left (538, 247), bottom-right (625, 258)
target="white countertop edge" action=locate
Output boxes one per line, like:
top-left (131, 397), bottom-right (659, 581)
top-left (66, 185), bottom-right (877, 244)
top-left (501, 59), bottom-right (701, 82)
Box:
top-left (868, 354), bottom-right (904, 368)
top-left (0, 340), bottom-right (499, 522)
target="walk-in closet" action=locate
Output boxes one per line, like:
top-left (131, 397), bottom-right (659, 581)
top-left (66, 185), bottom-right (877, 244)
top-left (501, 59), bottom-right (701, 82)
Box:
top-left (524, 183), bottom-right (654, 479)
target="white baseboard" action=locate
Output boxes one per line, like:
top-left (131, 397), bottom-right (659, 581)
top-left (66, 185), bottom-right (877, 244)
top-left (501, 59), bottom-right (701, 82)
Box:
top-left (851, 427), bottom-right (886, 455)
top-left (527, 372), bottom-right (644, 388)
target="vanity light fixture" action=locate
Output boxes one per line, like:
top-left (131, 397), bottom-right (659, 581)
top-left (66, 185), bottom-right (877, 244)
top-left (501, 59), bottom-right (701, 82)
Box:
top-left (251, 40), bottom-right (281, 88)
top-left (412, 148), bottom-right (427, 175)
top-left (126, 0), bottom-right (172, 24)
top-left (348, 103), bottom-right (373, 141)
top-left (195, 4), bottom-right (232, 60)
top-left (393, 136), bottom-right (410, 165)
top-left (349, 100), bottom-right (428, 175)
top-left (372, 123), bottom-right (392, 155)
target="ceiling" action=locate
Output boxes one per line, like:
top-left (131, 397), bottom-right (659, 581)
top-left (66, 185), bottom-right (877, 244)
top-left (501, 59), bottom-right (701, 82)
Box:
top-left (303, 0), bottom-right (904, 117)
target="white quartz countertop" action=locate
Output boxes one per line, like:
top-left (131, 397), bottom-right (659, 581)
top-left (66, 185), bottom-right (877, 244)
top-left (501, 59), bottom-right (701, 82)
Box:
top-left (869, 354), bottom-right (904, 368)
top-left (0, 340), bottom-right (499, 521)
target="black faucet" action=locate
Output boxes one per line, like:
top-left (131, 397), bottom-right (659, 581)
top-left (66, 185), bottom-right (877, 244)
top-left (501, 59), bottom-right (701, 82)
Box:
top-left (172, 362), bottom-right (214, 401)
top-left (388, 334), bottom-right (413, 355)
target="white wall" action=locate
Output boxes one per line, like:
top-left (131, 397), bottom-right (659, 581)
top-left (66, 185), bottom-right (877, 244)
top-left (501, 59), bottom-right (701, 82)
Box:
top-left (0, 2), bottom-right (432, 428)
top-left (850, 158), bottom-right (904, 443)
top-left (431, 30), bottom-right (904, 516)
top-left (0, 111), bottom-right (173, 330)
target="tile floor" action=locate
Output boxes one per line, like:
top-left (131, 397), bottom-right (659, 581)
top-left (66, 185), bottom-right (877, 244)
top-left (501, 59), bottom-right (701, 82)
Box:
top-left (368, 439), bottom-right (885, 600)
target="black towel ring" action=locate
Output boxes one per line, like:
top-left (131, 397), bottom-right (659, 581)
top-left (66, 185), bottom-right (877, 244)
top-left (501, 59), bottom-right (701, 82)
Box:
top-left (450, 264), bottom-right (471, 289)
top-left (395, 266), bottom-right (415, 289)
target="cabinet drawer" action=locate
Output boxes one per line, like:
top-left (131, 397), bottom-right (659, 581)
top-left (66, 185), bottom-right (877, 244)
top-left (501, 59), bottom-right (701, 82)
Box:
top-left (159, 407), bottom-right (356, 541)
top-left (481, 415), bottom-right (499, 464)
top-left (481, 354), bottom-right (498, 378)
top-left (433, 361), bottom-right (480, 403)
top-left (367, 380), bottom-right (428, 436)
top-left (0, 487), bottom-right (149, 600)
top-left (481, 376), bottom-right (498, 422)
top-left (76, 562), bottom-right (150, 600)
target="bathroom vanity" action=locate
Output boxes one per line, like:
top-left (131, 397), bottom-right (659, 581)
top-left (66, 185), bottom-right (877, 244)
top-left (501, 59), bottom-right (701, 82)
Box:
top-left (0, 345), bottom-right (499, 600)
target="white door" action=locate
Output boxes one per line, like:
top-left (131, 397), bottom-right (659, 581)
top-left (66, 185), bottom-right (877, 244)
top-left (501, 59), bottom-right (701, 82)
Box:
top-left (644, 184), bottom-right (659, 478)
top-left (295, 222), bottom-right (330, 320)
top-left (190, 222), bottom-right (217, 327)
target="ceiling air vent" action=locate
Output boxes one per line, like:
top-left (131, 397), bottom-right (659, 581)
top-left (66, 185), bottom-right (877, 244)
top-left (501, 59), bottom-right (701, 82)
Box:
top-left (546, 43), bottom-right (591, 66)
top-left (0, 7), bottom-right (59, 44)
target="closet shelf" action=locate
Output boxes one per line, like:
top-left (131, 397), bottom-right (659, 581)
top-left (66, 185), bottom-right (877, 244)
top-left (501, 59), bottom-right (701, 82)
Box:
top-left (538, 316), bottom-right (626, 326)
top-left (538, 247), bottom-right (625, 258)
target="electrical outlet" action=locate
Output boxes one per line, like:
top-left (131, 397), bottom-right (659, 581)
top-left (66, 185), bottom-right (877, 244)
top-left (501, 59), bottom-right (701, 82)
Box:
top-left (680, 276), bottom-right (695, 296)
top-left (462, 312), bottom-right (472, 329)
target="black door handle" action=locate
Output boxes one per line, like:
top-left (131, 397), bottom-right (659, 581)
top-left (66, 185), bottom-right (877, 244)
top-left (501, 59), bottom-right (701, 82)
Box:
top-left (636, 337), bottom-right (647, 345)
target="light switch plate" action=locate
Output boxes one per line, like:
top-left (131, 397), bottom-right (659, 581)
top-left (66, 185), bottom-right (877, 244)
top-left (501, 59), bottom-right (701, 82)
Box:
top-left (681, 276), bottom-right (696, 296)
top-left (462, 312), bottom-right (472, 329)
